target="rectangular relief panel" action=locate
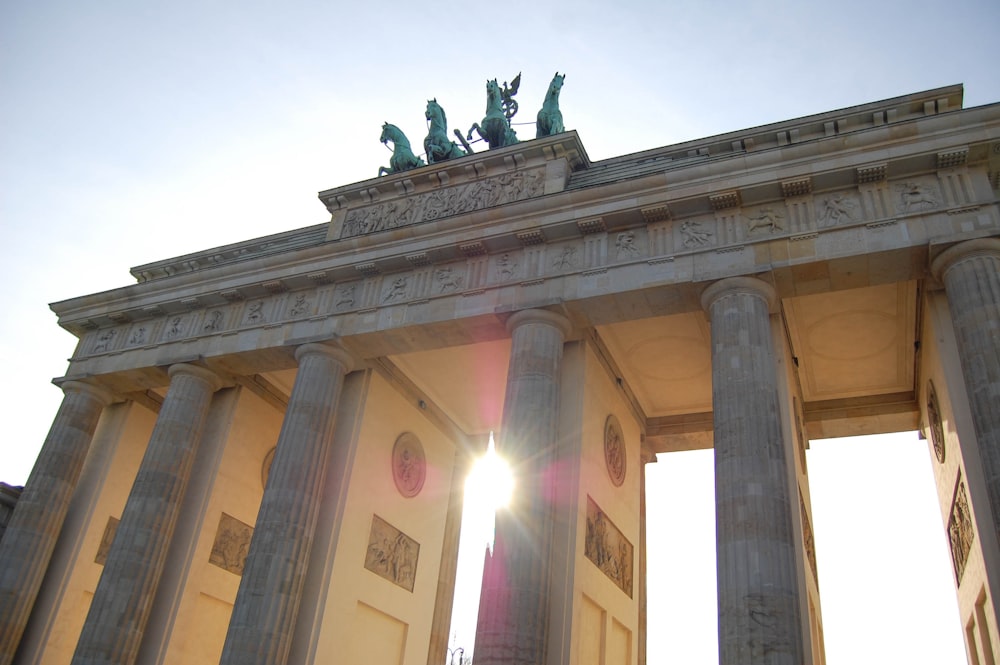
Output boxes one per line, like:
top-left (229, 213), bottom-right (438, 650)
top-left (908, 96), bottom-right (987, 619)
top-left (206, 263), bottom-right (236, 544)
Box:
top-left (364, 514), bottom-right (420, 592)
top-left (609, 618), bottom-right (632, 665)
top-left (209, 512), bottom-right (253, 576)
top-left (585, 496), bottom-right (634, 597)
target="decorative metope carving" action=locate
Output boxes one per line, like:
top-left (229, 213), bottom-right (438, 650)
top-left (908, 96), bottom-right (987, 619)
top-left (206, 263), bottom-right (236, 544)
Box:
top-left (392, 432), bottom-right (426, 498)
top-left (948, 477), bottom-right (975, 585)
top-left (604, 415), bottom-right (627, 487)
top-left (585, 497), bottom-right (633, 597)
top-left (365, 515), bottom-right (419, 592)
top-left (896, 180), bottom-right (939, 213)
top-left (210, 513), bottom-right (253, 576)
top-left (95, 516), bottom-right (120, 565)
top-left (816, 192), bottom-right (858, 227)
top-left (339, 169), bottom-right (545, 238)
top-left (926, 380), bottom-right (946, 464)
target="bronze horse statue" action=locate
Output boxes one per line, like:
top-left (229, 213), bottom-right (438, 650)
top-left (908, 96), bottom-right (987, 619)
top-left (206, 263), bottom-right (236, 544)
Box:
top-left (378, 122), bottom-right (424, 176)
top-left (536, 72), bottom-right (566, 138)
top-left (424, 99), bottom-right (466, 164)
top-left (467, 79), bottom-right (519, 150)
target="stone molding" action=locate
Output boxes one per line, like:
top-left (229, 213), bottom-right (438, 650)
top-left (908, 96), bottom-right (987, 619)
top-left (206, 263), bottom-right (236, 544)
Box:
top-left (700, 276), bottom-right (779, 314)
top-left (294, 343), bottom-right (355, 374)
top-left (505, 308), bottom-right (572, 338)
top-left (930, 237), bottom-right (1000, 281)
top-left (60, 380), bottom-right (115, 407)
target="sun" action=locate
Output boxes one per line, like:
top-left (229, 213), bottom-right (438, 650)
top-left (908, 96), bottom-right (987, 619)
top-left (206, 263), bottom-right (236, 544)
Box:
top-left (464, 432), bottom-right (513, 518)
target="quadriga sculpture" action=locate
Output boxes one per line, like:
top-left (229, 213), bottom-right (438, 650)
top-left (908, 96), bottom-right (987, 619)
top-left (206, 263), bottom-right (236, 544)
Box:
top-left (467, 78), bottom-right (520, 150)
top-left (536, 72), bottom-right (565, 138)
top-left (424, 99), bottom-right (467, 164)
top-left (378, 122), bottom-right (425, 176)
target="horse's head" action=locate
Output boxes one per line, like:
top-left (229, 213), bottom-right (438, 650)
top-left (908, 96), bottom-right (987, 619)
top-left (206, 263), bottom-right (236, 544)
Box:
top-left (486, 79), bottom-right (501, 101)
top-left (380, 122), bottom-right (394, 145)
top-left (550, 72), bottom-right (565, 93)
top-left (425, 98), bottom-right (444, 124)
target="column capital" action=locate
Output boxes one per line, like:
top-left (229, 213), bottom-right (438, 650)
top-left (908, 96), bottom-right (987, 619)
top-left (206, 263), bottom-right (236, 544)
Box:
top-left (700, 276), bottom-right (778, 314)
top-left (167, 363), bottom-right (224, 393)
top-left (930, 237), bottom-right (1000, 282)
top-left (506, 308), bottom-right (572, 338)
top-left (60, 380), bottom-right (115, 407)
top-left (294, 342), bottom-right (356, 373)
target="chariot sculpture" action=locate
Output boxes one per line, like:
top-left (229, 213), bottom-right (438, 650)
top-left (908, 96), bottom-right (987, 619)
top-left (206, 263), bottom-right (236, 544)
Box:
top-left (376, 71), bottom-right (567, 176)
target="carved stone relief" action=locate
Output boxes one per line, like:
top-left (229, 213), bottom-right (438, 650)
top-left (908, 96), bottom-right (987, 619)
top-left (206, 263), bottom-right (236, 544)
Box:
top-left (243, 300), bottom-right (266, 325)
top-left (495, 253), bottom-right (518, 281)
top-left (926, 380), bottom-right (946, 464)
top-left (126, 326), bottom-right (148, 347)
top-left (434, 266), bottom-right (463, 293)
top-left (382, 276), bottom-right (409, 303)
top-left (261, 446), bottom-right (276, 490)
top-left (340, 169), bottom-right (545, 239)
top-left (948, 477), bottom-right (974, 585)
top-left (614, 231), bottom-right (640, 259)
top-left (334, 283), bottom-right (357, 311)
top-left (392, 432), bottom-right (426, 498)
top-left (202, 309), bottom-right (226, 332)
top-left (287, 293), bottom-right (312, 318)
top-left (552, 244), bottom-right (579, 270)
top-left (209, 512), bottom-right (253, 576)
top-left (94, 516), bottom-right (119, 565)
top-left (679, 220), bottom-right (713, 248)
top-left (799, 493), bottom-right (817, 579)
top-left (896, 181), bottom-right (939, 214)
top-left (816, 192), bottom-right (858, 227)
top-left (164, 315), bottom-right (187, 340)
top-left (604, 415), bottom-right (627, 487)
top-left (92, 328), bottom-right (119, 353)
top-left (746, 207), bottom-right (784, 234)
top-left (585, 496), bottom-right (633, 597)
top-left (365, 514), bottom-right (419, 592)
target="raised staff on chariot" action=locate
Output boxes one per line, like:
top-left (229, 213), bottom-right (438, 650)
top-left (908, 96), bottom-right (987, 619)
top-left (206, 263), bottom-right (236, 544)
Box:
top-left (376, 71), bottom-right (566, 176)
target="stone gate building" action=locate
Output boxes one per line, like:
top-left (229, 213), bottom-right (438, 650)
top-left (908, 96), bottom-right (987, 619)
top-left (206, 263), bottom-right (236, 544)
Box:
top-left (1, 84), bottom-right (998, 664)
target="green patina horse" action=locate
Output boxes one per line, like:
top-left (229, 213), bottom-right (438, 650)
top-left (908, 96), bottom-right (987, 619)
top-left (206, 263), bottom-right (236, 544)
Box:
top-left (536, 72), bottom-right (566, 138)
top-left (467, 79), bottom-right (519, 150)
top-left (378, 122), bottom-right (425, 176)
top-left (424, 99), bottom-right (466, 164)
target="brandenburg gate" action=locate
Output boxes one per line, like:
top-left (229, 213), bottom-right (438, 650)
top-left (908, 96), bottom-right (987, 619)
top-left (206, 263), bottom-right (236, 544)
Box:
top-left (1, 83), bottom-right (998, 664)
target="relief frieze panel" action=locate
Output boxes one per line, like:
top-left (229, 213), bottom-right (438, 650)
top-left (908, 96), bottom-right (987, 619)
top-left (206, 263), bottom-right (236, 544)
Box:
top-left (73, 173), bottom-right (977, 361)
top-left (948, 476), bottom-right (975, 585)
top-left (209, 512), bottom-right (253, 576)
top-left (340, 168), bottom-right (545, 239)
top-left (585, 496), bottom-right (633, 597)
top-left (365, 514), bottom-right (419, 592)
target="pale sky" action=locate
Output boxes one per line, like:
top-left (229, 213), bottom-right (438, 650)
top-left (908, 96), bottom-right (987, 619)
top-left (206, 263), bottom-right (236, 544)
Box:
top-left (3, 1), bottom-right (997, 662)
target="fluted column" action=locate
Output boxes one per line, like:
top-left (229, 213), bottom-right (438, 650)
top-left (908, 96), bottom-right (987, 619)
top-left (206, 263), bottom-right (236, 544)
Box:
top-left (701, 277), bottom-right (803, 665)
top-left (220, 343), bottom-right (354, 665)
top-left (0, 381), bottom-right (113, 665)
top-left (475, 309), bottom-right (571, 665)
top-left (638, 444), bottom-right (656, 665)
top-left (932, 238), bottom-right (1000, 545)
top-left (71, 364), bottom-right (222, 665)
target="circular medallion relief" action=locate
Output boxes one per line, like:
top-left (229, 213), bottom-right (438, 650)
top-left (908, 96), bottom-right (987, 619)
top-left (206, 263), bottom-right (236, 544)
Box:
top-left (604, 415), bottom-right (627, 487)
top-left (392, 432), bottom-right (426, 498)
top-left (261, 447), bottom-right (276, 490)
top-left (927, 381), bottom-right (946, 464)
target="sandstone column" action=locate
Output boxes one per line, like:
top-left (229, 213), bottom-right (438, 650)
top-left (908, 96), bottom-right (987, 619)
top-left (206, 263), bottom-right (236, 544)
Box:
top-left (0, 381), bottom-right (113, 665)
top-left (220, 343), bottom-right (354, 665)
top-left (71, 364), bottom-right (222, 665)
top-left (474, 309), bottom-right (571, 665)
top-left (932, 238), bottom-right (1000, 547)
top-left (701, 277), bottom-right (803, 665)
top-left (638, 444), bottom-right (656, 665)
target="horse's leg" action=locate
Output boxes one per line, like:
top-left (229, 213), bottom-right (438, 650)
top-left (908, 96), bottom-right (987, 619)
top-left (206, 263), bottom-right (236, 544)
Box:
top-left (379, 166), bottom-right (390, 176)
top-left (467, 123), bottom-right (481, 142)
